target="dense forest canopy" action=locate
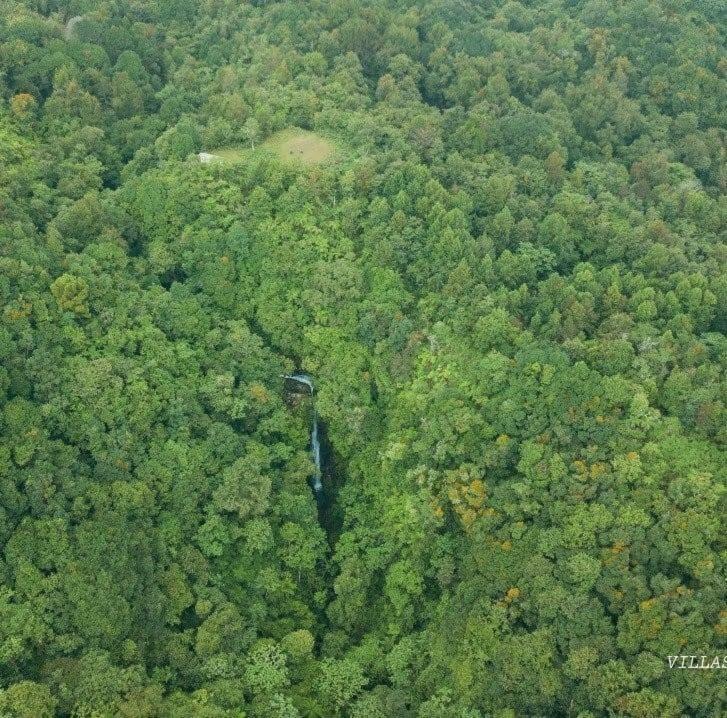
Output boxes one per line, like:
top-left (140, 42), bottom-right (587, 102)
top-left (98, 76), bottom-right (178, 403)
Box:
top-left (0, 0), bottom-right (725, 715)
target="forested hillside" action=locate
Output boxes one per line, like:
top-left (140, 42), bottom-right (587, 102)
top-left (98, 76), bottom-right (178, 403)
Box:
top-left (0, 0), bottom-right (725, 715)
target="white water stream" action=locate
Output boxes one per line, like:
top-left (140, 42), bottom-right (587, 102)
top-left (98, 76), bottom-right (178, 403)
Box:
top-left (282, 374), bottom-right (323, 499)
top-left (64, 15), bottom-right (84, 40)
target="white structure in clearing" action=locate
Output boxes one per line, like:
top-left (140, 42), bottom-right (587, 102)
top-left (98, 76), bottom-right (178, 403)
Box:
top-left (198, 152), bottom-right (220, 163)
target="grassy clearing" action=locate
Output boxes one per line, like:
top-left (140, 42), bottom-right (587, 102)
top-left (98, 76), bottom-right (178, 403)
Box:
top-left (264, 128), bottom-right (335, 165)
top-left (206, 147), bottom-right (246, 163)
top-left (207, 128), bottom-right (335, 167)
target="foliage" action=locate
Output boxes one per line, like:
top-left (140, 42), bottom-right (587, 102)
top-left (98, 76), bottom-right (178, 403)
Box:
top-left (0, 0), bottom-right (724, 715)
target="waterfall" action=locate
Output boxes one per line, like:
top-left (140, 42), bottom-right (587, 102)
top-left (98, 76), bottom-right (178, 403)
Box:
top-left (285, 373), bottom-right (314, 393)
top-left (64, 15), bottom-right (84, 39)
top-left (310, 411), bottom-right (323, 494)
top-left (283, 374), bottom-right (323, 501)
